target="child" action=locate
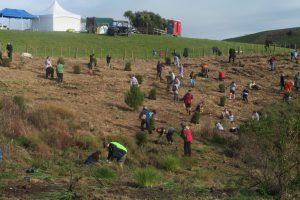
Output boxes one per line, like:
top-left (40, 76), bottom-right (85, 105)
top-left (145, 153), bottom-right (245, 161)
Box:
top-left (56, 60), bottom-right (64, 83)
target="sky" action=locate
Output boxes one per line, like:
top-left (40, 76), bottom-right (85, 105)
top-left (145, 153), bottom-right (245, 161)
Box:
top-left (1, 0), bottom-right (300, 40)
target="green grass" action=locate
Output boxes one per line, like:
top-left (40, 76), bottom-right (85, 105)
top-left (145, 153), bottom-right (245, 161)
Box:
top-left (134, 167), bottom-right (162, 187)
top-left (37, 191), bottom-right (75, 200)
top-left (226, 26), bottom-right (300, 49)
top-left (162, 155), bottom-right (181, 172)
top-left (0, 30), bottom-right (288, 59)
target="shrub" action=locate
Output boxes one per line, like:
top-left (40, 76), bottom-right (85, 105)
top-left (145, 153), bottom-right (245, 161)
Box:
top-left (162, 155), bottom-right (181, 172)
top-left (73, 65), bottom-right (81, 74)
top-left (134, 167), bottom-right (161, 187)
top-left (191, 111), bottom-right (200, 124)
top-left (0, 97), bottom-right (27, 137)
top-left (149, 117), bottom-right (155, 132)
top-left (57, 57), bottom-right (65, 65)
top-left (219, 96), bottom-right (226, 107)
top-left (13, 95), bottom-right (26, 112)
top-left (219, 83), bottom-right (225, 93)
top-left (183, 48), bottom-right (189, 58)
top-left (124, 85), bottom-right (144, 110)
top-left (124, 62), bottom-right (132, 71)
top-left (135, 74), bottom-right (143, 85)
top-left (165, 57), bottom-right (171, 65)
top-left (136, 131), bottom-right (148, 146)
top-left (16, 136), bottom-right (31, 148)
top-left (148, 88), bottom-right (157, 100)
top-left (93, 167), bottom-right (116, 180)
top-left (2, 58), bottom-right (10, 67)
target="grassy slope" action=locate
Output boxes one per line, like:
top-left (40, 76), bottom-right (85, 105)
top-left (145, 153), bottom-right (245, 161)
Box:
top-left (0, 30), bottom-right (270, 58)
top-left (225, 27), bottom-right (300, 47)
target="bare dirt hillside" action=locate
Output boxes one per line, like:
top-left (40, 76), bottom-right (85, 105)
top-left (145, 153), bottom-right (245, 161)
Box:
top-left (0, 53), bottom-right (299, 199)
top-left (1, 54), bottom-right (298, 135)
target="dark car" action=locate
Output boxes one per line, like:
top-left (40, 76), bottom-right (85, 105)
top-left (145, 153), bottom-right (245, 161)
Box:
top-left (107, 20), bottom-right (131, 36)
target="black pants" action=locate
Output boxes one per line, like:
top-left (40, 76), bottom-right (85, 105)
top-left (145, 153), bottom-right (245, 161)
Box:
top-left (229, 55), bottom-right (235, 63)
top-left (184, 141), bottom-right (191, 156)
top-left (166, 132), bottom-right (173, 143)
top-left (156, 71), bottom-right (162, 80)
top-left (57, 73), bottom-right (63, 82)
top-left (46, 67), bottom-right (54, 79)
top-left (8, 52), bottom-right (12, 61)
top-left (141, 119), bottom-right (146, 131)
top-left (242, 95), bottom-right (248, 103)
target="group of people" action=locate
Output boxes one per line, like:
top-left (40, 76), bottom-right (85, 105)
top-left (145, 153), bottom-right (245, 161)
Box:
top-left (44, 56), bottom-right (64, 82)
top-left (83, 48), bottom-right (299, 167)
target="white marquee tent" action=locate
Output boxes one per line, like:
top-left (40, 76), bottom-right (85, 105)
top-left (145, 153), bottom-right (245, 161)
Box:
top-left (31, 0), bottom-right (81, 31)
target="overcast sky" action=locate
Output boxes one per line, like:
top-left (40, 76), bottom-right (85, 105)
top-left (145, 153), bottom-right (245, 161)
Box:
top-left (1, 0), bottom-right (300, 39)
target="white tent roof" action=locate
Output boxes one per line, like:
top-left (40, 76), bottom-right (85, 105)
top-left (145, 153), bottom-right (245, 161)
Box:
top-left (37, 0), bottom-right (80, 19)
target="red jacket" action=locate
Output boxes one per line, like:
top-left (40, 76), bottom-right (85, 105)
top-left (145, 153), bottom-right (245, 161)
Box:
top-left (183, 127), bottom-right (193, 142)
top-left (184, 92), bottom-right (193, 104)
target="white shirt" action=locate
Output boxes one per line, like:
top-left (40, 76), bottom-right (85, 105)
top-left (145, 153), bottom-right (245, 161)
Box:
top-left (44, 59), bottom-right (52, 69)
top-left (170, 73), bottom-right (176, 81)
top-left (252, 112), bottom-right (260, 121)
top-left (215, 123), bottom-right (224, 131)
top-left (130, 77), bottom-right (139, 86)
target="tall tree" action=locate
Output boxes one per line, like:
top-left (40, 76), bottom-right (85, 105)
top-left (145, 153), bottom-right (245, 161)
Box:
top-left (124, 10), bottom-right (167, 34)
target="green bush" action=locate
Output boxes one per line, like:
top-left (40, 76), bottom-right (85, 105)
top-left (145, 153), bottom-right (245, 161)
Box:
top-left (93, 167), bottom-right (116, 180)
top-left (162, 155), bottom-right (181, 172)
top-left (165, 57), bottom-right (171, 65)
top-left (135, 74), bottom-right (143, 85)
top-left (134, 167), bottom-right (161, 187)
top-left (125, 85), bottom-right (144, 110)
top-left (57, 57), bottom-right (65, 65)
top-left (13, 95), bottom-right (26, 112)
top-left (148, 88), bottom-right (157, 100)
top-left (191, 111), bottom-right (200, 124)
top-left (219, 83), bottom-right (225, 93)
top-left (73, 65), bottom-right (81, 74)
top-left (124, 62), bottom-right (132, 71)
top-left (150, 117), bottom-right (155, 132)
top-left (135, 131), bottom-right (148, 146)
top-left (16, 136), bottom-right (31, 148)
top-left (2, 58), bottom-right (11, 67)
top-left (219, 96), bottom-right (226, 107)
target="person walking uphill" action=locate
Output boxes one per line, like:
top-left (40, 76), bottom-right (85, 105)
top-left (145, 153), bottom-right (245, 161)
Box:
top-left (106, 54), bottom-right (112, 69)
top-left (181, 123), bottom-right (193, 156)
top-left (268, 56), bottom-right (277, 71)
top-left (56, 60), bottom-right (64, 83)
top-left (6, 43), bottom-right (13, 61)
top-left (156, 61), bottom-right (164, 81)
top-left (183, 90), bottom-right (193, 115)
top-left (103, 141), bottom-right (127, 167)
top-left (280, 74), bottom-right (285, 91)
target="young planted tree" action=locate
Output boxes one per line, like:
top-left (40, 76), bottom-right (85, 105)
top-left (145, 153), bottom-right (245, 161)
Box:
top-left (125, 86), bottom-right (144, 110)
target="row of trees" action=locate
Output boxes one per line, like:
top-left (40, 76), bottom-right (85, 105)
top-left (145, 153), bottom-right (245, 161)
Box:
top-left (124, 10), bottom-right (167, 34)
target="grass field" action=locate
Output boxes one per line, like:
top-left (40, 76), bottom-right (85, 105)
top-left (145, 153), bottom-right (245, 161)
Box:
top-left (225, 27), bottom-right (300, 48)
top-left (0, 30), bottom-right (290, 59)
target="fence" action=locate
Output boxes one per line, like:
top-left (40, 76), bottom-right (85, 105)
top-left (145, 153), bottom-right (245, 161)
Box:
top-left (0, 43), bottom-right (292, 60)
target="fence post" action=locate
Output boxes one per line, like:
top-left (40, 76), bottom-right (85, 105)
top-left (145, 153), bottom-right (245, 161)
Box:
top-left (75, 48), bottom-right (78, 58)
top-left (202, 48), bottom-right (205, 57)
top-left (123, 48), bottom-right (126, 60)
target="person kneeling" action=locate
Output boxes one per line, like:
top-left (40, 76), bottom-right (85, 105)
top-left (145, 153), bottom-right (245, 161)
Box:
top-left (103, 141), bottom-right (127, 167)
